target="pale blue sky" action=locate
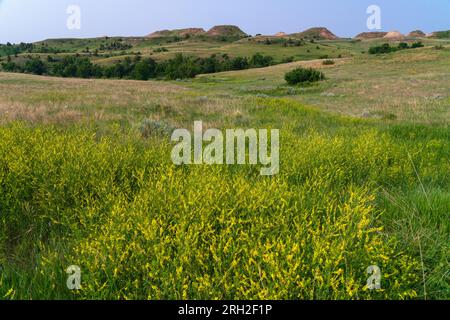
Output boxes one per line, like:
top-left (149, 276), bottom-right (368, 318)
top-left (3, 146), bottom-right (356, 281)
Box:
top-left (0, 0), bottom-right (449, 43)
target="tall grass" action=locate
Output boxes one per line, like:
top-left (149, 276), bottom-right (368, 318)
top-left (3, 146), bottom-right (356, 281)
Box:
top-left (0, 103), bottom-right (447, 299)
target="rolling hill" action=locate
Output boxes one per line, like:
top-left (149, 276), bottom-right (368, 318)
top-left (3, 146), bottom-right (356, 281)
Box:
top-left (147, 28), bottom-right (206, 38)
top-left (206, 25), bottom-right (248, 38)
top-left (354, 32), bottom-right (388, 39)
top-left (290, 27), bottom-right (338, 40)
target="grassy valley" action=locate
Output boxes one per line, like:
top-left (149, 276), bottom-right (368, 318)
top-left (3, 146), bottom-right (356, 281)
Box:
top-left (0, 27), bottom-right (449, 300)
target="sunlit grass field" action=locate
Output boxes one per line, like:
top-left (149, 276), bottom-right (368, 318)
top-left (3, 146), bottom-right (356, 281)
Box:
top-left (0, 43), bottom-right (449, 300)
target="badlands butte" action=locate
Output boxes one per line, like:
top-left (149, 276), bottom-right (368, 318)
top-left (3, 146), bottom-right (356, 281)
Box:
top-left (145, 25), bottom-right (449, 40)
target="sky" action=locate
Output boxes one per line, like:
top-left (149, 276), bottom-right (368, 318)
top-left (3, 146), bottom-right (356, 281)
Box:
top-left (0, 0), bottom-right (449, 43)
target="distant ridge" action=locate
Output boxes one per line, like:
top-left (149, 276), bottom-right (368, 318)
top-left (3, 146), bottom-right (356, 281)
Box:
top-left (274, 32), bottom-right (288, 37)
top-left (428, 30), bottom-right (450, 39)
top-left (146, 25), bottom-right (248, 39)
top-left (290, 27), bottom-right (338, 40)
top-left (354, 32), bottom-right (387, 39)
top-left (354, 30), bottom-right (430, 40)
top-left (206, 25), bottom-right (248, 38)
top-left (147, 28), bottom-right (206, 38)
top-left (40, 26), bottom-right (450, 43)
top-left (383, 31), bottom-right (405, 40)
top-left (407, 30), bottom-right (426, 38)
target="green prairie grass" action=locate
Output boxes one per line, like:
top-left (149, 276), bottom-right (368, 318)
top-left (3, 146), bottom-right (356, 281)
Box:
top-left (0, 97), bottom-right (448, 299)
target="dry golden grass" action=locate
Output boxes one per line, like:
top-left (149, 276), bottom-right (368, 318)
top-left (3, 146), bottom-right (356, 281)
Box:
top-left (0, 73), bottom-right (190, 125)
top-left (0, 72), bottom-right (251, 128)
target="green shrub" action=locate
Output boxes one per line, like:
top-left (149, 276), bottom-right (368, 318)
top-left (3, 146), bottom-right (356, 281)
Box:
top-left (249, 53), bottom-right (274, 68)
top-left (411, 41), bottom-right (424, 49)
top-left (132, 58), bottom-right (157, 80)
top-left (1, 61), bottom-right (21, 72)
top-left (24, 58), bottom-right (47, 75)
top-left (369, 43), bottom-right (397, 54)
top-left (370, 42), bottom-right (424, 55)
top-left (285, 67), bottom-right (325, 85)
top-left (153, 47), bottom-right (168, 53)
top-left (230, 57), bottom-right (249, 70)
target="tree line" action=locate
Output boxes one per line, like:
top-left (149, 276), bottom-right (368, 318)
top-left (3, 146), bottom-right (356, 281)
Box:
top-left (368, 42), bottom-right (424, 54)
top-left (1, 52), bottom-right (275, 80)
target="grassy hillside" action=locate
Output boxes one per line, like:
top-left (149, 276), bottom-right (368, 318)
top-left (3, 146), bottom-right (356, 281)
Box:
top-left (431, 30), bottom-right (450, 39)
top-left (2, 37), bottom-right (353, 65)
top-left (3, 35), bottom-right (449, 70)
top-left (195, 46), bottom-right (450, 124)
top-left (0, 39), bottom-right (449, 300)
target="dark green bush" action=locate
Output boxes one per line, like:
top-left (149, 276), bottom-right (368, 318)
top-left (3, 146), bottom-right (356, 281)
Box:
top-left (411, 41), bottom-right (424, 48)
top-left (24, 58), bottom-right (47, 75)
top-left (1, 61), bottom-right (21, 72)
top-left (369, 43), bottom-right (397, 54)
top-left (370, 42), bottom-right (425, 55)
top-left (132, 58), bottom-right (157, 80)
top-left (153, 47), bottom-right (168, 53)
top-left (249, 53), bottom-right (274, 68)
top-left (230, 57), bottom-right (249, 70)
top-left (285, 67), bottom-right (325, 85)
